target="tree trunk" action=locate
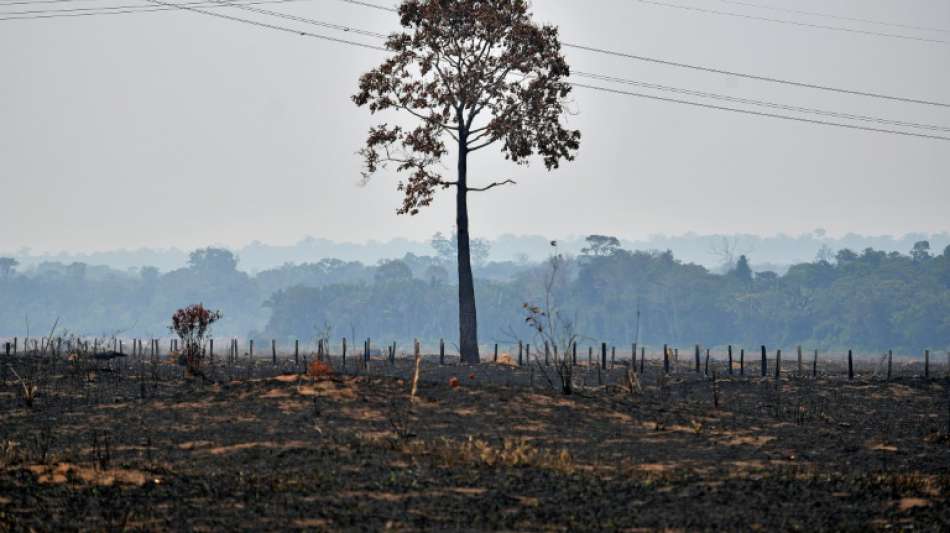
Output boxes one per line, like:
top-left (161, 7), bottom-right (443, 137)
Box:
top-left (456, 134), bottom-right (480, 364)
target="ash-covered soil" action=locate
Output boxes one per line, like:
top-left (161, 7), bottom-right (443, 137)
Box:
top-left (1, 353), bottom-right (948, 531)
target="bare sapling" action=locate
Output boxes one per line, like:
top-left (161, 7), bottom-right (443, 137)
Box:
top-left (524, 245), bottom-right (580, 395)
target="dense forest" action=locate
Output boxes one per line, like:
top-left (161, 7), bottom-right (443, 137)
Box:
top-left (1, 238), bottom-right (948, 353)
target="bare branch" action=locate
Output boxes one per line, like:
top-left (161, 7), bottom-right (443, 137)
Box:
top-left (467, 179), bottom-right (516, 192)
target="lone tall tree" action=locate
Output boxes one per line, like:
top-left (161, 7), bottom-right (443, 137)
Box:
top-left (353, 0), bottom-right (581, 363)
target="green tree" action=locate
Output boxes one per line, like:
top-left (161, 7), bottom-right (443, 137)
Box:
top-left (581, 235), bottom-right (621, 257)
top-left (731, 255), bottom-right (753, 283)
top-left (0, 257), bottom-right (18, 279)
top-left (911, 240), bottom-right (931, 262)
top-left (374, 259), bottom-right (414, 284)
top-left (188, 248), bottom-right (238, 275)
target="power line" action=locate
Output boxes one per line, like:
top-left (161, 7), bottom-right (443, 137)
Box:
top-left (209, 0), bottom-right (387, 39)
top-left (573, 71), bottom-right (950, 133)
top-left (12, 0), bottom-right (944, 142)
top-left (0, 0), bottom-right (309, 20)
top-left (338, 0), bottom-right (392, 13)
top-left (142, 0), bottom-right (387, 50)
top-left (8, 0), bottom-right (945, 111)
top-left (141, 0), bottom-right (949, 142)
top-left (0, 0), bottom-right (99, 5)
top-left (198, 2), bottom-right (950, 133)
top-left (331, 0), bottom-right (950, 108)
top-left (630, 0), bottom-right (949, 46)
top-left (715, 0), bottom-right (950, 35)
top-left (560, 42), bottom-right (950, 109)
top-left (569, 82), bottom-right (950, 142)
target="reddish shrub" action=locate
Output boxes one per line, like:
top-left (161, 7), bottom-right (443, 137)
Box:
top-left (307, 360), bottom-right (333, 379)
top-left (169, 304), bottom-right (222, 377)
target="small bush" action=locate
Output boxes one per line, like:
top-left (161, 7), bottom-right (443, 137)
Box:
top-left (170, 304), bottom-right (222, 379)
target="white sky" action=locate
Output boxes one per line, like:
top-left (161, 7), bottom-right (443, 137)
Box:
top-left (1, 0), bottom-right (948, 254)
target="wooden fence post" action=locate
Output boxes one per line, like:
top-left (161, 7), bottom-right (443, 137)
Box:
top-left (572, 342), bottom-right (577, 366)
top-left (249, 339), bottom-right (254, 359)
top-left (760, 346), bottom-right (767, 377)
top-left (740, 348), bottom-right (745, 376)
top-left (272, 340), bottom-right (277, 365)
top-left (704, 348), bottom-right (710, 377)
top-left (797, 345), bottom-right (803, 376)
top-left (640, 347), bottom-right (645, 375)
top-left (694, 344), bottom-right (701, 373)
top-left (342, 337), bottom-right (347, 369)
top-left (588, 346), bottom-right (592, 367)
top-left (848, 349), bottom-right (854, 380)
top-left (925, 349), bottom-right (930, 379)
top-left (632, 343), bottom-right (637, 366)
top-left (663, 344), bottom-right (669, 374)
top-left (494, 344), bottom-right (498, 363)
top-left (601, 343), bottom-right (607, 369)
top-left (611, 346), bottom-right (616, 368)
top-left (440, 339), bottom-right (445, 365)
top-left (813, 349), bottom-right (818, 378)
top-left (526, 344), bottom-right (531, 365)
top-left (775, 349), bottom-right (782, 380)
top-left (728, 345), bottom-right (733, 375)
top-left (544, 341), bottom-right (550, 366)
top-left (887, 350), bottom-right (893, 381)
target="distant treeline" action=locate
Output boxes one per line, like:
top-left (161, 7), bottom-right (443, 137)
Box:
top-left (1, 239), bottom-right (948, 352)
top-left (7, 230), bottom-right (949, 273)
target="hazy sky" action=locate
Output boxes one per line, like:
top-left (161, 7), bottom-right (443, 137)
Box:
top-left (2, 0), bottom-right (948, 254)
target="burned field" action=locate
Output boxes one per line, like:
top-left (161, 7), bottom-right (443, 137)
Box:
top-left (1, 351), bottom-right (949, 531)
